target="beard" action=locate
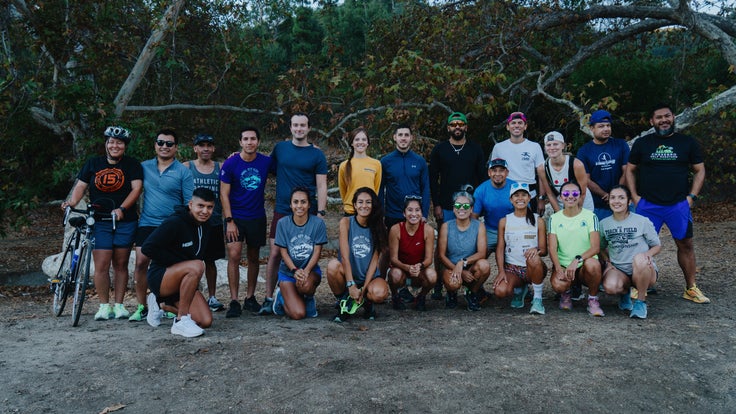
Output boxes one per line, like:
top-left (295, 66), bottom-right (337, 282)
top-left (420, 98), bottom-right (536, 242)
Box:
top-left (654, 119), bottom-right (676, 136)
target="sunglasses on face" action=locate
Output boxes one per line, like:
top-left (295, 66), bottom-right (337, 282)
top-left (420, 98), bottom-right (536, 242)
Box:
top-left (449, 122), bottom-right (466, 128)
top-left (561, 190), bottom-right (580, 198)
top-left (453, 202), bottom-right (472, 210)
top-left (156, 140), bottom-right (176, 147)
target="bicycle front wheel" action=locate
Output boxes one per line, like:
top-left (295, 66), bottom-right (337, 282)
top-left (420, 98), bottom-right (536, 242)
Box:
top-left (71, 243), bottom-right (92, 327)
top-left (52, 234), bottom-right (78, 316)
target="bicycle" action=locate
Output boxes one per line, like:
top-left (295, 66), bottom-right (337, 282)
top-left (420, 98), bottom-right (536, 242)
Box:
top-left (50, 202), bottom-right (115, 326)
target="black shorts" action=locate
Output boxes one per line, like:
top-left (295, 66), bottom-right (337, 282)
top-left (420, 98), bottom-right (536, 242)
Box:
top-left (147, 263), bottom-right (180, 306)
top-left (228, 216), bottom-right (267, 247)
top-left (203, 223), bottom-right (226, 261)
top-left (135, 225), bottom-right (157, 247)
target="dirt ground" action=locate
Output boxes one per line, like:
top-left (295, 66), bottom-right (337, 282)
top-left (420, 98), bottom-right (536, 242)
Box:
top-left (1, 203), bottom-right (735, 413)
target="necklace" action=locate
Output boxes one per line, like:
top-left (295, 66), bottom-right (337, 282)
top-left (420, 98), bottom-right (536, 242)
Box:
top-left (450, 141), bottom-right (465, 155)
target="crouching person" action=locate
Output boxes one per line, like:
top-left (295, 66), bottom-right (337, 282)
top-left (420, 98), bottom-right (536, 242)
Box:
top-left (142, 188), bottom-right (215, 337)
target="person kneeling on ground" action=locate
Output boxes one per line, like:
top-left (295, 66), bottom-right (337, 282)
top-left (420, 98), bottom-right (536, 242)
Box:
top-left (327, 188), bottom-right (390, 322)
top-left (600, 185), bottom-right (661, 319)
top-left (387, 195), bottom-right (437, 312)
top-left (493, 182), bottom-right (548, 314)
top-left (142, 187), bottom-right (215, 337)
top-left (437, 188), bottom-right (491, 311)
top-left (272, 187), bottom-right (328, 320)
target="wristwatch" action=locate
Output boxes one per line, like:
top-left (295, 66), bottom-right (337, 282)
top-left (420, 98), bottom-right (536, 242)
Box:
top-left (688, 193), bottom-right (698, 201)
top-left (346, 280), bottom-right (356, 288)
top-left (225, 217), bottom-right (233, 223)
top-left (317, 210), bottom-right (327, 216)
top-left (462, 258), bottom-right (469, 269)
top-left (575, 255), bottom-right (584, 263)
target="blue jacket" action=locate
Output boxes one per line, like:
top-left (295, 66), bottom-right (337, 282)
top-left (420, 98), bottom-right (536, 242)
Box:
top-left (380, 149), bottom-right (431, 219)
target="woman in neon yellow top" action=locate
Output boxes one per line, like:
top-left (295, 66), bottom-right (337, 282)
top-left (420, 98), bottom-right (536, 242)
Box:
top-left (338, 127), bottom-right (382, 215)
top-left (548, 181), bottom-right (604, 316)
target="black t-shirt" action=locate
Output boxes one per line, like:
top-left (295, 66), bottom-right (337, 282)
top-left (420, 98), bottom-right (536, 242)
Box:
top-left (77, 155), bottom-right (143, 221)
top-left (629, 132), bottom-right (703, 205)
top-left (429, 139), bottom-right (487, 210)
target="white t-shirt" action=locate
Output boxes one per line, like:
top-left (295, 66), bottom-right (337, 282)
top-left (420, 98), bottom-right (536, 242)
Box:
top-left (491, 139), bottom-right (544, 194)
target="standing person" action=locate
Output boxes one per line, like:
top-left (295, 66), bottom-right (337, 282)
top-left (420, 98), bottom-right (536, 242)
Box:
top-left (600, 185), bottom-right (661, 319)
top-left (61, 126), bottom-right (143, 321)
top-left (436, 189), bottom-right (491, 311)
top-left (429, 112), bottom-right (486, 299)
top-left (183, 134), bottom-right (225, 312)
top-left (261, 113), bottom-right (328, 315)
top-left (490, 112), bottom-right (546, 213)
top-left (492, 182), bottom-right (547, 314)
top-left (220, 127), bottom-right (272, 317)
top-left (472, 158), bottom-right (516, 258)
top-left (387, 196), bottom-right (437, 312)
top-left (538, 131), bottom-right (594, 212)
top-left (625, 103), bottom-right (709, 304)
top-left (271, 187), bottom-right (328, 320)
top-left (577, 110), bottom-right (630, 220)
top-left (380, 124), bottom-right (431, 230)
top-left (142, 188), bottom-right (215, 337)
top-left (129, 129), bottom-right (194, 322)
top-left (379, 124), bottom-right (431, 303)
top-left (327, 188), bottom-right (390, 321)
top-left (338, 127), bottom-right (382, 215)
top-left (548, 182), bottom-right (604, 316)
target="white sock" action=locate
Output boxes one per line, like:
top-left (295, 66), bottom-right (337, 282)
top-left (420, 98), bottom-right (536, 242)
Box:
top-left (532, 283), bottom-right (543, 299)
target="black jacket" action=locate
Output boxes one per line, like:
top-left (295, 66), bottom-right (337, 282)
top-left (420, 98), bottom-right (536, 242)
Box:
top-left (142, 205), bottom-right (210, 268)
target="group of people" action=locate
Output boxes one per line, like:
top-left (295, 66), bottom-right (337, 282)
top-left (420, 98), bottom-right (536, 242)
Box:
top-left (62, 104), bottom-right (709, 337)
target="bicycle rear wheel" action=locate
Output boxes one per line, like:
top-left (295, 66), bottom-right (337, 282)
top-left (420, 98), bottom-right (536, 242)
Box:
top-left (71, 242), bottom-right (92, 327)
top-left (52, 234), bottom-right (78, 316)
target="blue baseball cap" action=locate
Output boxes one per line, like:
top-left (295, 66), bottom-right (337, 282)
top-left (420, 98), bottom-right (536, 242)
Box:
top-left (589, 110), bottom-right (612, 125)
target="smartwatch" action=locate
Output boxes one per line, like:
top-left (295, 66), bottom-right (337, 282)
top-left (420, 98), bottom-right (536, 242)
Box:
top-left (462, 258), bottom-right (469, 269)
top-left (346, 280), bottom-right (356, 288)
top-left (317, 210), bottom-right (327, 216)
top-left (118, 206), bottom-right (126, 213)
top-left (575, 255), bottom-right (584, 263)
top-left (225, 217), bottom-right (233, 223)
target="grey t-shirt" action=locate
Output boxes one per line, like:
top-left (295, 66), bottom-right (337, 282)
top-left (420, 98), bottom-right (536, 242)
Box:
top-left (274, 215), bottom-right (328, 276)
top-left (600, 213), bottom-right (660, 275)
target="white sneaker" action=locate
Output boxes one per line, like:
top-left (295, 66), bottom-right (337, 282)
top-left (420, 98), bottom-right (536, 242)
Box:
top-left (146, 292), bottom-right (164, 327)
top-left (171, 314), bottom-right (204, 338)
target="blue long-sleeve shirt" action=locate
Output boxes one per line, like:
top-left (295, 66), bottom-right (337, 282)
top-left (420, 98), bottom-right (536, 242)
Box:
top-left (380, 149), bottom-right (431, 220)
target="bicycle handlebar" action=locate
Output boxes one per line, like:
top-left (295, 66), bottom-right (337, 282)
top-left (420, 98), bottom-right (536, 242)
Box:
top-left (63, 204), bottom-right (117, 231)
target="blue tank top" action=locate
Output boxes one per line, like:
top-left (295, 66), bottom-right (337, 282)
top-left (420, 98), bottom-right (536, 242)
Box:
top-left (189, 161), bottom-right (222, 223)
top-left (446, 218), bottom-right (480, 263)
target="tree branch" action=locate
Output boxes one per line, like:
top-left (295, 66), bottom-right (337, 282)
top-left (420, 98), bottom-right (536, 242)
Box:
top-left (124, 104), bottom-right (284, 116)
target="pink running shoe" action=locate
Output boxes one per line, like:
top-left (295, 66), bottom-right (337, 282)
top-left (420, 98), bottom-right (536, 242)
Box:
top-left (587, 297), bottom-right (605, 317)
top-left (559, 291), bottom-right (573, 310)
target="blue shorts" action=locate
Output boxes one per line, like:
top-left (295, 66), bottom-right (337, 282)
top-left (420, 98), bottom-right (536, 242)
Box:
top-left (94, 220), bottom-right (137, 250)
top-left (278, 266), bottom-right (322, 283)
top-left (486, 228), bottom-right (498, 254)
top-left (636, 198), bottom-right (693, 240)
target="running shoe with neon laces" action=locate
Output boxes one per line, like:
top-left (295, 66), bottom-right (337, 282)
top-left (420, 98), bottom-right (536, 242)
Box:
top-left (682, 285), bottom-right (710, 304)
top-left (304, 295), bottom-right (318, 318)
top-left (242, 296), bottom-right (261, 313)
top-left (146, 292), bottom-right (164, 327)
top-left (171, 314), bottom-right (204, 338)
top-left (630, 299), bottom-right (648, 319)
top-left (618, 292), bottom-right (633, 311)
top-left (113, 303), bottom-right (130, 319)
top-left (529, 298), bottom-right (545, 315)
top-left (511, 285), bottom-right (528, 309)
top-left (272, 288), bottom-right (285, 316)
top-left (95, 303), bottom-right (114, 320)
top-left (128, 304), bottom-right (147, 321)
top-left (398, 287), bottom-right (414, 303)
top-left (164, 312), bottom-right (176, 319)
top-left (559, 291), bottom-right (573, 310)
top-left (587, 297), bottom-right (605, 317)
top-left (226, 300), bottom-right (242, 318)
top-left (207, 296), bottom-right (224, 312)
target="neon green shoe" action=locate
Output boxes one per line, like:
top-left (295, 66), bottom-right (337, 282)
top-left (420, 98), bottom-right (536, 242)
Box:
top-left (113, 303), bottom-right (130, 319)
top-left (95, 303), bottom-right (114, 321)
top-left (128, 304), bottom-right (146, 321)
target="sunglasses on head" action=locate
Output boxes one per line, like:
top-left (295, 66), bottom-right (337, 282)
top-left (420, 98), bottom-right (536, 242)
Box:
top-left (561, 190), bottom-right (580, 198)
top-left (404, 195), bottom-right (422, 202)
top-left (156, 140), bottom-right (176, 147)
top-left (453, 202), bottom-right (472, 210)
